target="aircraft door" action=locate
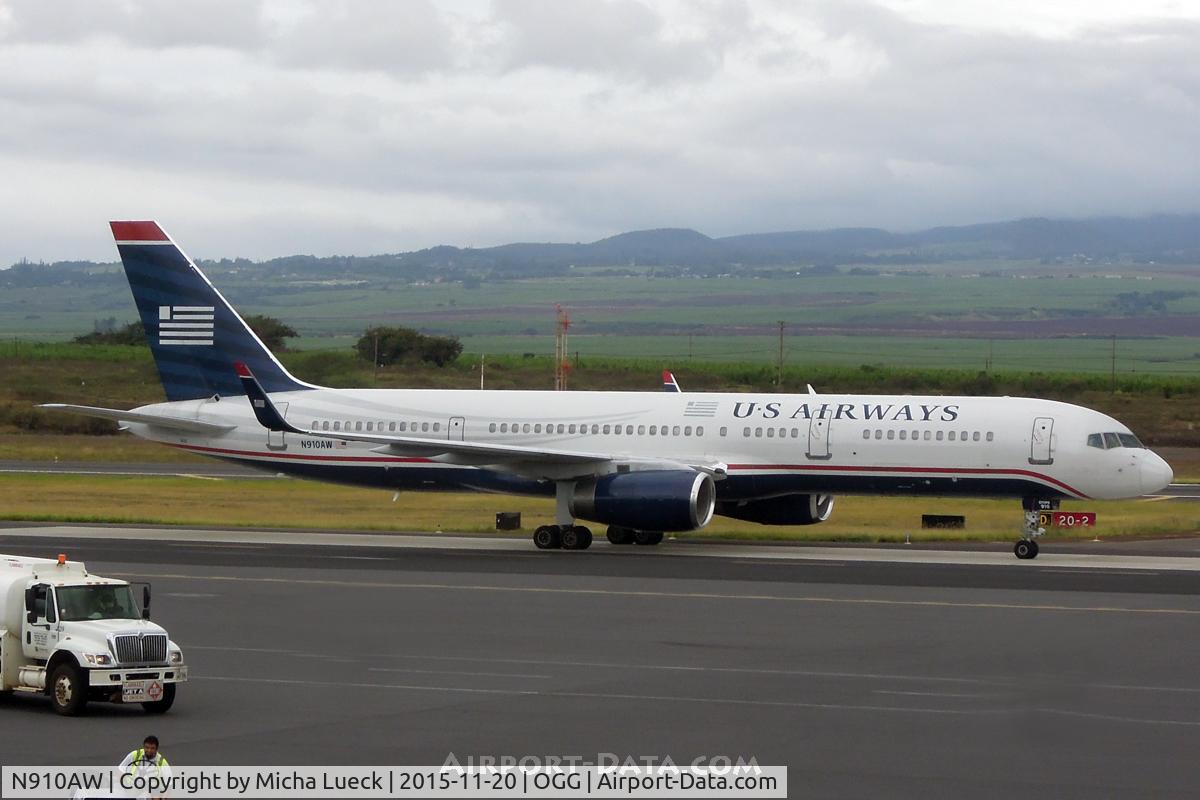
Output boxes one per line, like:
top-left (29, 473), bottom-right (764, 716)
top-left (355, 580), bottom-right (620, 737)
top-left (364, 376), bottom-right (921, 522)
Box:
top-left (267, 402), bottom-right (289, 450)
top-left (807, 415), bottom-right (832, 460)
top-left (1029, 417), bottom-right (1054, 465)
top-left (23, 584), bottom-right (59, 660)
top-left (448, 416), bottom-right (465, 441)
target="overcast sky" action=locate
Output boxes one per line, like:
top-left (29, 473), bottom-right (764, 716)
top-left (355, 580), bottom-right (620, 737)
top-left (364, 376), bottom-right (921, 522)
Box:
top-left (1, 0), bottom-right (1198, 264)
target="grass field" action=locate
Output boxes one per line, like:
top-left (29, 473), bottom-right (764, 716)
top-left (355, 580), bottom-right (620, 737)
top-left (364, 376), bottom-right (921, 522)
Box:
top-left (0, 473), bottom-right (1193, 542)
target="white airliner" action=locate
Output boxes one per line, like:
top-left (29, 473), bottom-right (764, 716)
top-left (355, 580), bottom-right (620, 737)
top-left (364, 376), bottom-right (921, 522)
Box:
top-left (44, 221), bottom-right (1173, 559)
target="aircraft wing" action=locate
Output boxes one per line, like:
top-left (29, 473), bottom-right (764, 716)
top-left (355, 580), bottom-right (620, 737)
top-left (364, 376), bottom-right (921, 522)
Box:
top-left (234, 363), bottom-right (725, 477)
top-left (39, 403), bottom-right (237, 434)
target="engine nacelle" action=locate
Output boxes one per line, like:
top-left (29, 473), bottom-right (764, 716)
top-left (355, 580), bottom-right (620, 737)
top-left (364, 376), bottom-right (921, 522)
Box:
top-left (570, 471), bottom-right (716, 532)
top-left (716, 493), bottom-right (835, 525)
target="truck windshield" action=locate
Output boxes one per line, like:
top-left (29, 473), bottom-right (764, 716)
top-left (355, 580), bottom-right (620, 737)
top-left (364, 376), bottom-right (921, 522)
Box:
top-left (56, 585), bottom-right (139, 622)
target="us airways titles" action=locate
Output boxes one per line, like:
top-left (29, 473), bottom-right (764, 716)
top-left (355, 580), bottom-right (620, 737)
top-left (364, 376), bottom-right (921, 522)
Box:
top-left (733, 401), bottom-right (961, 422)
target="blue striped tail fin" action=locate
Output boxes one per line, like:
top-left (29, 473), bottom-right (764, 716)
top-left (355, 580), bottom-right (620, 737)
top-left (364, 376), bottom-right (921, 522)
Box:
top-left (110, 221), bottom-right (312, 401)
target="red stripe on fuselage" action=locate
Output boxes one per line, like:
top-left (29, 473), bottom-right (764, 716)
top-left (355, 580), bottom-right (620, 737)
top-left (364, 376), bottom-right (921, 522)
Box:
top-left (726, 463), bottom-right (1088, 498)
top-left (169, 442), bottom-right (1087, 496)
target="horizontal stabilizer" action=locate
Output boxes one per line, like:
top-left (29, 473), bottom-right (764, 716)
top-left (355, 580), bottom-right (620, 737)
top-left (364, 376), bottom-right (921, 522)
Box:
top-left (38, 404), bottom-right (235, 434)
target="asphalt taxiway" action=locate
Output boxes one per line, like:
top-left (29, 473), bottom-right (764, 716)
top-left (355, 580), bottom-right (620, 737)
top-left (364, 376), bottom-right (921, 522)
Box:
top-left (2, 525), bottom-right (1199, 798)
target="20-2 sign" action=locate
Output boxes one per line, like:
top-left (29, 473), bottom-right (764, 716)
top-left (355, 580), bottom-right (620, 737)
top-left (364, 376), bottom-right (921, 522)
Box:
top-left (1038, 511), bottom-right (1096, 528)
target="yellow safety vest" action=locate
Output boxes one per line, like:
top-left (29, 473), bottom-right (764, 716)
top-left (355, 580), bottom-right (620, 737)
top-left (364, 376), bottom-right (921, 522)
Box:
top-left (128, 750), bottom-right (168, 776)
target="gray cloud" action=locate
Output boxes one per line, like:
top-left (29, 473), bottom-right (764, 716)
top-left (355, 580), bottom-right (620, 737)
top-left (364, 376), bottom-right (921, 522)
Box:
top-left (0, 0), bottom-right (1197, 264)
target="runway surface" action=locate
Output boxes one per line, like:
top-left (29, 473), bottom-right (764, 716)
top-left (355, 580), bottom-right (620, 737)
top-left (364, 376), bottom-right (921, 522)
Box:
top-left (2, 525), bottom-right (1200, 797)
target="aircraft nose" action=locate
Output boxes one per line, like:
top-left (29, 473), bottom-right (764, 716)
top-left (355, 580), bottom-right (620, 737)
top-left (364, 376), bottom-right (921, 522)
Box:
top-left (1141, 452), bottom-right (1174, 494)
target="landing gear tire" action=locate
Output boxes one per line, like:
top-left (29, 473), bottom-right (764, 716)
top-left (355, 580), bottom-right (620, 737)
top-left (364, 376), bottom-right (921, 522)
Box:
top-left (562, 526), bottom-right (593, 550)
top-left (606, 526), bottom-right (635, 545)
top-left (49, 663), bottom-right (88, 716)
top-left (634, 530), bottom-right (664, 546)
top-left (533, 525), bottom-right (562, 549)
top-left (142, 683), bottom-right (176, 714)
top-left (1014, 539), bottom-right (1039, 560)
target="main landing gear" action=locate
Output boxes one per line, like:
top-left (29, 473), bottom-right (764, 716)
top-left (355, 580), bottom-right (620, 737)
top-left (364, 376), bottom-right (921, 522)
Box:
top-left (1014, 498), bottom-right (1052, 560)
top-left (532, 481), bottom-right (593, 550)
top-left (533, 524), bottom-right (593, 550)
top-left (606, 526), bottom-right (664, 546)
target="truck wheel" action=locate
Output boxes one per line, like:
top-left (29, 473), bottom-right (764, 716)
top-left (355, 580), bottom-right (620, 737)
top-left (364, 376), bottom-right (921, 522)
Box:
top-left (142, 683), bottom-right (176, 715)
top-left (49, 664), bottom-right (88, 716)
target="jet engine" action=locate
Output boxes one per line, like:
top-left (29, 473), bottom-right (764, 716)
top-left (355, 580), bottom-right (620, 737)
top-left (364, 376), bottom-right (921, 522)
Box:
top-left (716, 493), bottom-right (835, 525)
top-left (570, 470), bottom-right (716, 532)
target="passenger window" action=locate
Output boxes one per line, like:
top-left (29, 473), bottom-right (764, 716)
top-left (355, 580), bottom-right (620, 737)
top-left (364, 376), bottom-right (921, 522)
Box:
top-left (696, 426), bottom-right (704, 436)
top-left (366, 422), bottom-right (373, 431)
top-left (322, 421), bottom-right (330, 431)
top-left (627, 425), bottom-right (634, 435)
top-left (923, 431), bottom-right (931, 441)
top-left (874, 430), bottom-right (882, 440)
top-left (863, 430), bottom-right (870, 440)
top-left (389, 422), bottom-right (396, 432)
top-left (972, 431), bottom-right (980, 442)
top-left (522, 424), bottom-right (530, 433)
top-left (986, 432), bottom-right (993, 442)
top-left (490, 423), bottom-right (497, 433)
top-left (1103, 432), bottom-right (1121, 448)
top-left (535, 424), bottom-right (542, 433)
top-left (767, 428), bottom-right (775, 438)
top-left (743, 427), bottom-right (751, 437)
top-left (311, 420), bottom-right (319, 429)
top-left (791, 428), bottom-right (799, 438)
top-left (500, 423), bottom-right (508, 433)
top-left (755, 427), bottom-right (763, 438)
top-left (333, 421), bottom-right (341, 431)
top-left (912, 430), bottom-right (919, 440)
top-left (639, 426), bottom-right (647, 435)
top-left (887, 430), bottom-right (895, 440)
top-left (557, 424), bottom-right (565, 434)
top-left (899, 430), bottom-right (907, 440)
top-left (684, 426), bottom-right (693, 436)
top-left (960, 430), bottom-right (967, 441)
top-left (399, 422), bottom-right (408, 432)
top-left (603, 425), bottom-right (611, 434)
top-left (569, 424), bottom-right (577, 434)
top-left (661, 427), bottom-right (669, 436)
top-left (433, 423), bottom-right (440, 432)
top-left (948, 431), bottom-right (956, 441)
top-left (650, 426), bottom-right (657, 435)
top-left (936, 431), bottom-right (943, 441)
top-left (672, 426), bottom-right (681, 436)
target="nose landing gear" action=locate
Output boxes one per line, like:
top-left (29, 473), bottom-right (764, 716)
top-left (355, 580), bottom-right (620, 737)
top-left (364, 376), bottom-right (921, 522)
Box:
top-left (1015, 499), bottom-right (1052, 559)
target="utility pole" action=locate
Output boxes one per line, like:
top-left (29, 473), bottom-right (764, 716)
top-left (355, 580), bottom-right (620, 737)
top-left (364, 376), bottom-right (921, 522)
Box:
top-left (776, 320), bottom-right (786, 387)
top-left (688, 333), bottom-right (693, 360)
top-left (986, 339), bottom-right (993, 372)
top-left (373, 333), bottom-right (379, 385)
top-left (479, 354), bottom-right (485, 390)
top-left (1110, 334), bottom-right (1117, 393)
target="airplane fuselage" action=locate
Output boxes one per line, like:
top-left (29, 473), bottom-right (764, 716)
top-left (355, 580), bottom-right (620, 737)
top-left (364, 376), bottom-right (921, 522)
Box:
top-left (124, 388), bottom-right (1170, 504)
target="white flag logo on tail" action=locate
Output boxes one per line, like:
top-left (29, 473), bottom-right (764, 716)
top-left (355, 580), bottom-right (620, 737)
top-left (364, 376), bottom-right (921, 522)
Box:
top-left (158, 305), bottom-right (215, 346)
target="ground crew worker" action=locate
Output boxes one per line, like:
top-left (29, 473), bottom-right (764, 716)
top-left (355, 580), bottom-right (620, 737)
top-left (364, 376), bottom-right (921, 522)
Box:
top-left (119, 736), bottom-right (172, 797)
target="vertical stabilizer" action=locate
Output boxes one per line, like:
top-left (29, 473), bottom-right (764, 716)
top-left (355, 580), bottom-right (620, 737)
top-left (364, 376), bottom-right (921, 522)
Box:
top-left (110, 221), bottom-right (312, 401)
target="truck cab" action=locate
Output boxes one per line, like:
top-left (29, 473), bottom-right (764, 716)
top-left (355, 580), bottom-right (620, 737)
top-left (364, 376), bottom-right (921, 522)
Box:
top-left (0, 553), bottom-right (187, 715)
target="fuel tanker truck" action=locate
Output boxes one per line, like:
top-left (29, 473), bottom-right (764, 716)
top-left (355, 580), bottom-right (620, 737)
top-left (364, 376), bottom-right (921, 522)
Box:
top-left (0, 552), bottom-right (186, 715)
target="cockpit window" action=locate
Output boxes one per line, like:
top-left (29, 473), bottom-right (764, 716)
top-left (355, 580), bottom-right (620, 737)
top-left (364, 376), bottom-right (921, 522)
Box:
top-left (1090, 431), bottom-right (1146, 449)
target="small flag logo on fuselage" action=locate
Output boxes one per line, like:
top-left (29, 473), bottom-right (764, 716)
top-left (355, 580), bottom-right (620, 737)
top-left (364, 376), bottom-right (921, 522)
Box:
top-left (158, 305), bottom-right (215, 346)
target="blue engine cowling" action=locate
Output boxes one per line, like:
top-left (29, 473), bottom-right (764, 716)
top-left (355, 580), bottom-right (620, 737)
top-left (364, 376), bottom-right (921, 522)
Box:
top-left (716, 493), bottom-right (834, 525)
top-left (569, 471), bottom-right (716, 532)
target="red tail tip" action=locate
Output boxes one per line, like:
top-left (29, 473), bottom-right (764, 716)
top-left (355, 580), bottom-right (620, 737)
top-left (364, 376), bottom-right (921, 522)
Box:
top-left (234, 362), bottom-right (251, 378)
top-left (110, 221), bottom-right (169, 242)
